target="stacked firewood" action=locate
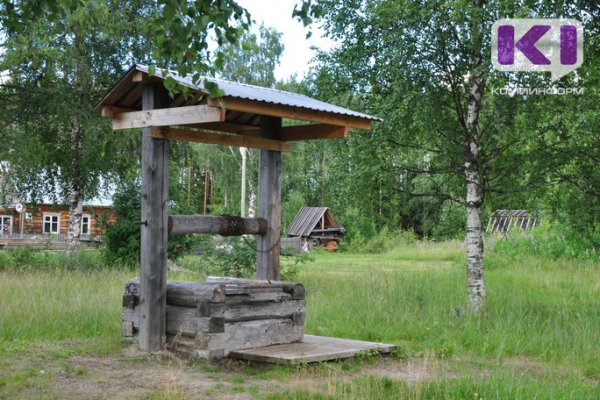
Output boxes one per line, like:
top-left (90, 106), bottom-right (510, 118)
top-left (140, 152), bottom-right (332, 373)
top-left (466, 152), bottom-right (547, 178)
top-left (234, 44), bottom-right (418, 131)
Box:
top-left (122, 277), bottom-right (305, 360)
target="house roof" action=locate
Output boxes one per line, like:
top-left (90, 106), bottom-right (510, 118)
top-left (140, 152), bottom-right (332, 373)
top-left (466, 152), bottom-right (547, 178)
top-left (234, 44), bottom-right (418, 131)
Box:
top-left (486, 209), bottom-right (540, 233)
top-left (287, 207), bottom-right (336, 237)
top-left (94, 65), bottom-right (380, 150)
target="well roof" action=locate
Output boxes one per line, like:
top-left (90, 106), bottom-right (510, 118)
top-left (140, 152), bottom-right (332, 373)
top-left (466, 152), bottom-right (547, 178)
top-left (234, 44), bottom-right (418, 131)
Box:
top-left (94, 65), bottom-right (380, 148)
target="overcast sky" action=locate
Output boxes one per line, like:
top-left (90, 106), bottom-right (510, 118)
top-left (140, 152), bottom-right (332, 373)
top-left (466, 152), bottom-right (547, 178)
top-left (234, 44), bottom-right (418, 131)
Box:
top-left (235, 0), bottom-right (336, 81)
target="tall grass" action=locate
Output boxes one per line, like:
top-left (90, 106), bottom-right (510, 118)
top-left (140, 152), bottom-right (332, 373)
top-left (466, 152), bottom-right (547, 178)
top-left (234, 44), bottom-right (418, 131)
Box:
top-left (0, 241), bottom-right (598, 398)
top-left (301, 246), bottom-right (600, 379)
top-left (0, 269), bottom-right (131, 354)
top-left (267, 372), bottom-right (598, 400)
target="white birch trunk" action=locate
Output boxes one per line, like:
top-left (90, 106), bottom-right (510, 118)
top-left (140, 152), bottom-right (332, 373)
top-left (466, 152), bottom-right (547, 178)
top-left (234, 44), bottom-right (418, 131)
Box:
top-left (464, 73), bottom-right (486, 312)
top-left (66, 117), bottom-right (84, 252)
top-left (247, 172), bottom-right (256, 218)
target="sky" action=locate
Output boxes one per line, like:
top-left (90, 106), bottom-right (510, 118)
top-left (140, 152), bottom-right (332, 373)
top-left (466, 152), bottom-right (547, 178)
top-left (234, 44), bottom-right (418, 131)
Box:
top-left (235, 0), bottom-right (336, 81)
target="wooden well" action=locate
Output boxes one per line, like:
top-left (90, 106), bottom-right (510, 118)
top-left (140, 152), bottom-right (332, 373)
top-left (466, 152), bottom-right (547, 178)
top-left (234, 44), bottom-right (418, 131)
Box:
top-left (95, 65), bottom-right (379, 353)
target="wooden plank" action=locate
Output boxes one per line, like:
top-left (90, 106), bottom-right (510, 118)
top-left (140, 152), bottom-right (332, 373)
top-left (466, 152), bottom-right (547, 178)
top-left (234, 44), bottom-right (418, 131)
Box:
top-left (166, 335), bottom-right (225, 361)
top-left (150, 127), bottom-right (291, 152)
top-left (190, 121), bottom-right (259, 134)
top-left (126, 279), bottom-right (227, 306)
top-left (279, 124), bottom-right (348, 141)
top-left (195, 319), bottom-right (304, 356)
top-left (112, 104), bottom-right (224, 130)
top-left (168, 215), bottom-right (266, 235)
top-left (132, 71), bottom-right (145, 82)
top-left (139, 82), bottom-right (170, 352)
top-left (206, 276), bottom-right (305, 299)
top-left (229, 335), bottom-right (396, 365)
top-left (101, 106), bottom-right (135, 117)
top-left (224, 291), bottom-right (293, 304)
top-left (213, 300), bottom-right (305, 322)
top-left (167, 281), bottom-right (226, 306)
top-left (208, 97), bottom-right (373, 130)
top-left (257, 116), bottom-right (282, 280)
top-left (166, 305), bottom-right (224, 336)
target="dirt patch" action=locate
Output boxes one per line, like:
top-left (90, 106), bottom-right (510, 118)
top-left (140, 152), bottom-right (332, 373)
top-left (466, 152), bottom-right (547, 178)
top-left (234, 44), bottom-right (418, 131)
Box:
top-left (4, 343), bottom-right (566, 399)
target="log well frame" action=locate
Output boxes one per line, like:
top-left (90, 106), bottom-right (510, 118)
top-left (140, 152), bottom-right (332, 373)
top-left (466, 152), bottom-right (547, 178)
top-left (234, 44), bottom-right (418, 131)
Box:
top-left (95, 64), bottom-right (380, 352)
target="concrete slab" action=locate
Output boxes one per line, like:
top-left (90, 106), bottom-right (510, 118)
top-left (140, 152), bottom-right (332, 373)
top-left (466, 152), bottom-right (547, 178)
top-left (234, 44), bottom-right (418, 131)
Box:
top-left (229, 335), bottom-right (396, 365)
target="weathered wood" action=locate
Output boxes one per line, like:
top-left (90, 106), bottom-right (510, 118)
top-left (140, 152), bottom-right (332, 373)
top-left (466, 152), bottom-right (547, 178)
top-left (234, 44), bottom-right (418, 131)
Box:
top-left (166, 335), bottom-right (225, 361)
top-left (166, 281), bottom-right (226, 306)
top-left (139, 82), bottom-right (170, 352)
top-left (210, 300), bottom-right (305, 322)
top-left (208, 97), bottom-right (373, 130)
top-left (166, 305), bottom-right (224, 336)
top-left (229, 335), bottom-right (396, 365)
top-left (309, 227), bottom-right (347, 234)
top-left (207, 277), bottom-right (305, 300)
top-left (279, 124), bottom-right (349, 141)
top-left (168, 215), bottom-right (267, 235)
top-left (150, 127), bottom-right (291, 152)
top-left (126, 279), bottom-right (226, 307)
top-left (112, 104), bottom-right (223, 130)
top-left (257, 116), bottom-right (282, 280)
top-left (122, 306), bottom-right (139, 337)
top-left (195, 319), bottom-right (304, 355)
top-left (101, 105), bottom-right (135, 117)
top-left (224, 292), bottom-right (293, 304)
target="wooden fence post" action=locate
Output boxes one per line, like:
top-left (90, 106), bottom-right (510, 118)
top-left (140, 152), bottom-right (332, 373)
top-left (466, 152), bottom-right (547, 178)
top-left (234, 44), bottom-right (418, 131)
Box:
top-left (257, 116), bottom-right (282, 280)
top-left (139, 82), bottom-right (170, 352)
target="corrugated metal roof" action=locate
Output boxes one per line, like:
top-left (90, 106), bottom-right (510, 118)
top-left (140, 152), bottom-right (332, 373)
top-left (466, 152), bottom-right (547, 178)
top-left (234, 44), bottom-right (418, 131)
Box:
top-left (135, 65), bottom-right (380, 122)
top-left (486, 210), bottom-right (540, 233)
top-left (287, 207), bottom-right (331, 237)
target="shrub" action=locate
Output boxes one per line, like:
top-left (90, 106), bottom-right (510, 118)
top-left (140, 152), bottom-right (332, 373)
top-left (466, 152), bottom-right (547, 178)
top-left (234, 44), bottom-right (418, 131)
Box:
top-left (0, 248), bottom-right (107, 272)
top-left (102, 178), bottom-right (196, 268)
top-left (488, 221), bottom-right (600, 263)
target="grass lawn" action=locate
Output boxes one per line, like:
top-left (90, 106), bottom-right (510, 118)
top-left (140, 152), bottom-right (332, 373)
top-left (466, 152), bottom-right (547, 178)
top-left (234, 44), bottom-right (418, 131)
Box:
top-left (0, 241), bottom-right (599, 399)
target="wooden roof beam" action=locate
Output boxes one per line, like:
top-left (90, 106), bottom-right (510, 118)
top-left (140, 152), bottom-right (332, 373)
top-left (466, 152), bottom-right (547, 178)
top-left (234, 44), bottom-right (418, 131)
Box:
top-left (208, 97), bottom-right (373, 130)
top-left (112, 104), bottom-right (224, 130)
top-left (279, 124), bottom-right (348, 141)
top-left (101, 106), bottom-right (135, 117)
top-left (150, 127), bottom-right (291, 152)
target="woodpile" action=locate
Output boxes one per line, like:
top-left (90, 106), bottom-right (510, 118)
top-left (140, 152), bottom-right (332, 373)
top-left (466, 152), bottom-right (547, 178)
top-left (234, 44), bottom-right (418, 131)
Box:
top-left (122, 277), bottom-right (305, 360)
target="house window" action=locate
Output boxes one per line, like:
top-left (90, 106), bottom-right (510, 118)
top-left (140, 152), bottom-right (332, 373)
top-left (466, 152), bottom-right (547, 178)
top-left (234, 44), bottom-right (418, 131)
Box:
top-left (43, 213), bottom-right (60, 234)
top-left (0, 215), bottom-right (12, 236)
top-left (81, 214), bottom-right (92, 235)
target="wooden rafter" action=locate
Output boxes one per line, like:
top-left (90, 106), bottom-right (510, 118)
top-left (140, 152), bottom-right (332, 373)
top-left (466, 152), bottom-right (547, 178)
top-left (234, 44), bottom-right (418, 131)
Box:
top-left (208, 97), bottom-right (373, 130)
top-left (279, 124), bottom-right (348, 141)
top-left (112, 104), bottom-right (224, 130)
top-left (101, 106), bottom-right (135, 117)
top-left (149, 127), bottom-right (291, 152)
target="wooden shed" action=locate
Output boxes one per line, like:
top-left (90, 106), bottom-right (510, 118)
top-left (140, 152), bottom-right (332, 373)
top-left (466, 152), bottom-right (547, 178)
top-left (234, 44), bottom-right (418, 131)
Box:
top-left (486, 210), bottom-right (540, 233)
top-left (95, 64), bottom-right (380, 354)
top-left (286, 207), bottom-right (345, 251)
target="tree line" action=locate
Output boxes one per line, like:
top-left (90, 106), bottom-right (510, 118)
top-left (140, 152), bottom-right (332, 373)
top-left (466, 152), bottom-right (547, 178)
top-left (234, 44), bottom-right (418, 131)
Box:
top-left (1, 1), bottom-right (598, 311)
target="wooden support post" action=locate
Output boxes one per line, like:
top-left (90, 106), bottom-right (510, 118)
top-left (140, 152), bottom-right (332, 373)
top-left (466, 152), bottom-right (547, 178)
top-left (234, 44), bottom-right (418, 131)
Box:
top-left (257, 116), bottom-right (282, 280)
top-left (139, 82), bottom-right (170, 352)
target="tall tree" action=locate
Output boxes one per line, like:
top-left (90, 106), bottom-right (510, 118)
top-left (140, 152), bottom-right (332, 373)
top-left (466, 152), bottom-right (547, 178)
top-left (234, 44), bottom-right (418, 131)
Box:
top-left (0, 0), bottom-right (250, 249)
top-left (296, 0), bottom-right (598, 311)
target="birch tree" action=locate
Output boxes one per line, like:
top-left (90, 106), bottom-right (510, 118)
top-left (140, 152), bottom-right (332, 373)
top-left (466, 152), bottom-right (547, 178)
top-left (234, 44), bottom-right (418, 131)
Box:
top-left (0, 0), bottom-right (250, 250)
top-left (296, 0), bottom-right (597, 311)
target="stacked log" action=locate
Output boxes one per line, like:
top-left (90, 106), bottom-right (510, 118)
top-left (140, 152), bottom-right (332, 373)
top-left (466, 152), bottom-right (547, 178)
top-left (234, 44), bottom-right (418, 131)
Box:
top-left (122, 277), bottom-right (305, 360)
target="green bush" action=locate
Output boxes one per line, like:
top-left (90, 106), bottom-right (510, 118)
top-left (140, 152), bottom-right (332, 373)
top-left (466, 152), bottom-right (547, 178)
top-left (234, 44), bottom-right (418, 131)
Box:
top-left (488, 221), bottom-right (600, 262)
top-left (341, 226), bottom-right (417, 254)
top-left (102, 178), bottom-right (195, 268)
top-left (0, 248), bottom-right (107, 272)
